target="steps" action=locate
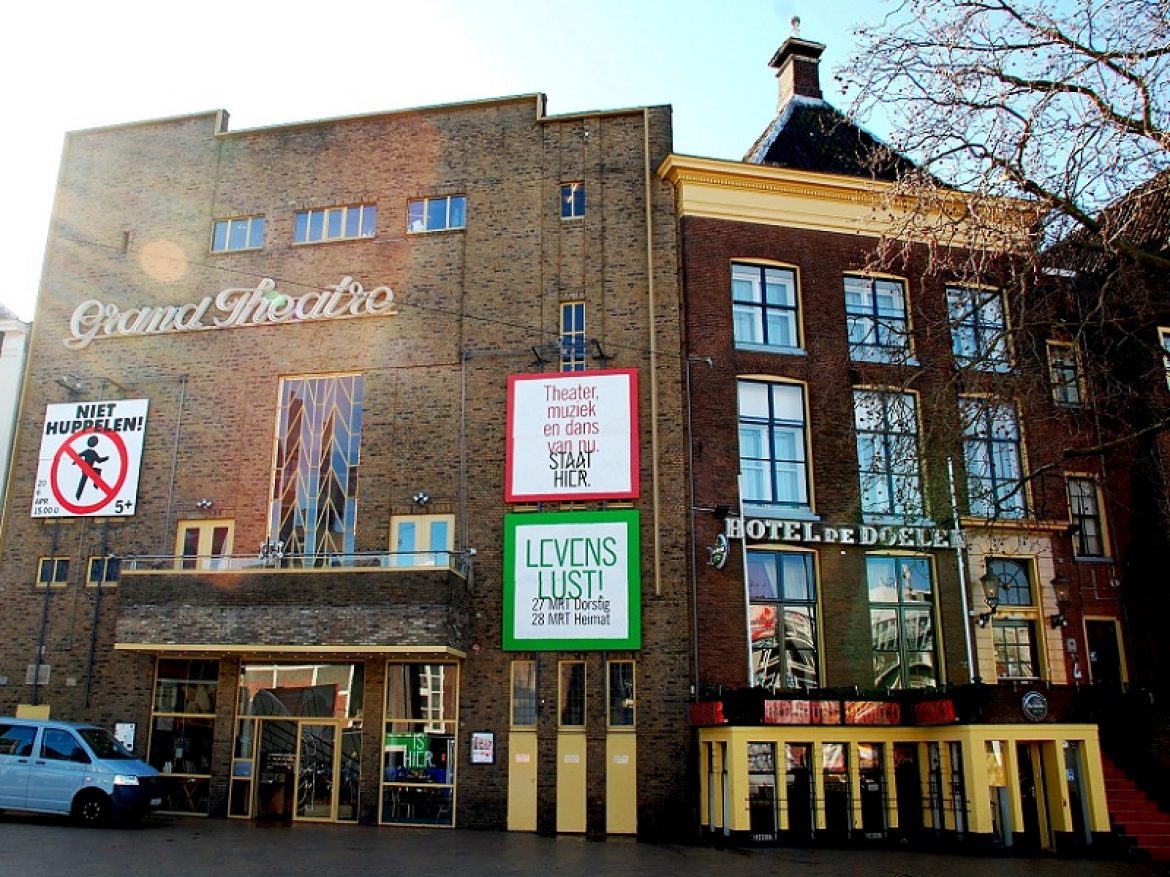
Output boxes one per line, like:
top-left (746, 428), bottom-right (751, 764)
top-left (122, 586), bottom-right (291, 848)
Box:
top-left (1103, 755), bottom-right (1170, 861)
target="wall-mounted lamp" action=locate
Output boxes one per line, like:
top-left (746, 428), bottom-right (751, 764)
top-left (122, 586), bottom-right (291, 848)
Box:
top-left (975, 568), bottom-right (1001, 628)
top-left (195, 498), bottom-right (213, 510)
top-left (1049, 577), bottom-right (1072, 629)
top-left (412, 491), bottom-right (431, 507)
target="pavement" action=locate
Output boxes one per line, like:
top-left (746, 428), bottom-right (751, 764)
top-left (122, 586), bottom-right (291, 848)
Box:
top-left (1, 812), bottom-right (1165, 877)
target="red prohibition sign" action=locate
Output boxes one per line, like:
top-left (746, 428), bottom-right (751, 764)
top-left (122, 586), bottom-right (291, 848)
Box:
top-left (50, 429), bottom-right (129, 515)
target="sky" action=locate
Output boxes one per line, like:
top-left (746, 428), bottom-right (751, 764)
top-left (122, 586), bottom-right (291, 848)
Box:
top-left (1, 0), bottom-right (885, 322)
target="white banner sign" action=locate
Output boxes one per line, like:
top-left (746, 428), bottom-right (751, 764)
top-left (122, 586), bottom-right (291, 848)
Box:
top-left (32, 399), bottom-right (149, 518)
top-left (505, 369), bottom-right (639, 502)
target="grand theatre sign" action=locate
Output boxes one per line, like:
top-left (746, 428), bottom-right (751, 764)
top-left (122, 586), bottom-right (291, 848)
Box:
top-left (64, 276), bottom-right (396, 349)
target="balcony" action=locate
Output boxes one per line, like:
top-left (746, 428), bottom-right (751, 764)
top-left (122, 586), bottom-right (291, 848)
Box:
top-left (114, 550), bottom-right (472, 656)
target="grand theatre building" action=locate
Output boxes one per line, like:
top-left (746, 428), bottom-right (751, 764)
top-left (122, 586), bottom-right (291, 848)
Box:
top-left (0, 94), bottom-right (691, 834)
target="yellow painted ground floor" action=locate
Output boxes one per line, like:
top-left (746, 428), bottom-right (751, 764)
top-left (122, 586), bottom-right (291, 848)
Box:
top-left (697, 723), bottom-right (1110, 852)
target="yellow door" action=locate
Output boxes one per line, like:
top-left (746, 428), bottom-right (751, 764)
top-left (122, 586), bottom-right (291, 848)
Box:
top-left (507, 730), bottom-right (538, 831)
top-left (606, 733), bottom-right (637, 834)
top-left (556, 732), bottom-right (587, 832)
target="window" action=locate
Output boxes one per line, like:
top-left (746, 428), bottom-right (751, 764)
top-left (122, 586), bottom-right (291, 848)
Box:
top-left (947, 286), bottom-right (1011, 370)
top-left (748, 550), bottom-right (819, 689)
top-left (845, 276), bottom-right (910, 363)
top-left (560, 301), bottom-right (586, 371)
top-left (211, 216), bottom-right (265, 252)
top-left (993, 621), bottom-right (1039, 680)
top-left (407, 195), bottom-right (466, 233)
top-left (148, 659), bottom-right (219, 814)
top-left (294, 204), bottom-right (376, 243)
top-left (853, 389), bottom-right (924, 518)
top-left (960, 397), bottom-right (1026, 519)
top-left (561, 182), bottom-right (585, 219)
top-left (738, 380), bottom-right (811, 513)
top-left (558, 661), bottom-right (586, 727)
top-left (1047, 341), bottom-right (1084, 406)
top-left (607, 661), bottom-right (635, 727)
top-left (270, 374), bottom-right (363, 558)
top-left (36, 557), bottom-right (69, 588)
top-left (175, 520), bottom-right (234, 571)
top-left (1159, 327), bottom-right (1170, 388)
top-left (732, 263), bottom-right (801, 352)
top-left (986, 557), bottom-right (1034, 607)
top-left (511, 660), bottom-right (537, 727)
top-left (390, 514), bottom-right (454, 568)
top-left (867, 554), bottom-right (937, 689)
top-left (86, 555), bottom-right (120, 587)
top-left (382, 662), bottom-right (456, 825)
top-left (1067, 477), bottom-right (1108, 558)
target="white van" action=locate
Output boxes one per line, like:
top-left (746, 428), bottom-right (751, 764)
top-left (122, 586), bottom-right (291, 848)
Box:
top-left (0, 717), bottom-right (161, 824)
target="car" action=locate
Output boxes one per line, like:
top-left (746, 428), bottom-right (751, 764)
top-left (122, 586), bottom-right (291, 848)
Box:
top-left (0, 717), bottom-right (162, 825)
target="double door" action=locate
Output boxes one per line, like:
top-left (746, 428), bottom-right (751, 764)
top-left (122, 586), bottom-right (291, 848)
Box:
top-left (250, 719), bottom-right (359, 822)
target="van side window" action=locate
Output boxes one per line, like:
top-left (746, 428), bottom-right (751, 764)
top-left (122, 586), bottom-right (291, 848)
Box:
top-left (41, 728), bottom-right (87, 762)
top-left (0, 723), bottom-right (36, 756)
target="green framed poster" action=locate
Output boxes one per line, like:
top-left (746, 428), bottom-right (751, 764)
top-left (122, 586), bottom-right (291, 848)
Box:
top-left (503, 509), bottom-right (641, 651)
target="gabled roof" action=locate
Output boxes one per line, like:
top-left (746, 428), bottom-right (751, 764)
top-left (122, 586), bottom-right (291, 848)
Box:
top-left (744, 97), bottom-right (915, 181)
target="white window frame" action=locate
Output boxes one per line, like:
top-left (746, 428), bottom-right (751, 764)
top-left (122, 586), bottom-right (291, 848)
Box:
top-left (845, 275), bottom-right (911, 363)
top-left (211, 216), bottom-right (265, 253)
top-left (561, 182), bottom-right (585, 219)
top-left (737, 378), bottom-right (813, 514)
top-left (731, 262), bottom-right (802, 353)
top-left (407, 195), bottom-right (466, 233)
top-left (947, 285), bottom-right (1012, 371)
top-left (294, 204), bottom-right (377, 244)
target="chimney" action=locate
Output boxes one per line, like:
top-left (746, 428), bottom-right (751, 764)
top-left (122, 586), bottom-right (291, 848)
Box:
top-left (769, 18), bottom-right (826, 110)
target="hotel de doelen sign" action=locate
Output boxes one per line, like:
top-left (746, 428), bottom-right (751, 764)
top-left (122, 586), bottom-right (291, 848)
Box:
top-left (503, 509), bottom-right (641, 650)
top-left (62, 276), bottom-right (396, 349)
top-left (505, 369), bottom-right (638, 502)
top-left (32, 399), bottom-right (149, 518)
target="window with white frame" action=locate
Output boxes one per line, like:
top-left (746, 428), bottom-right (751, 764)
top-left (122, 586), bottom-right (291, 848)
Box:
top-left (845, 276), bottom-right (910, 363)
top-left (407, 195), bottom-right (466, 233)
top-left (960, 396), bottom-right (1026, 519)
top-left (390, 514), bottom-right (454, 568)
top-left (738, 379), bottom-right (811, 513)
top-left (866, 554), bottom-right (938, 689)
top-left (211, 216), bottom-right (265, 252)
top-left (560, 182), bottom-right (585, 219)
top-left (731, 263), bottom-right (801, 352)
top-left (1067, 476), bottom-right (1108, 558)
top-left (1047, 341), bottom-right (1084, 406)
top-left (853, 389), bottom-right (924, 518)
top-left (748, 550), bottom-right (819, 689)
top-left (560, 302), bottom-right (586, 371)
top-left (294, 204), bottom-right (377, 244)
top-left (947, 286), bottom-right (1011, 371)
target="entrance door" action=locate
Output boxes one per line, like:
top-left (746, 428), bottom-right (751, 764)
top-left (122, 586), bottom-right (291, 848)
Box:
top-left (175, 519), bottom-right (234, 570)
top-left (785, 743), bottom-right (814, 841)
top-left (296, 724), bottom-right (335, 820)
top-left (894, 744), bottom-right (923, 839)
top-left (1016, 743), bottom-right (1050, 852)
top-left (256, 720), bottom-right (297, 823)
top-left (1086, 619), bottom-right (1125, 685)
top-left (858, 743), bottom-right (886, 838)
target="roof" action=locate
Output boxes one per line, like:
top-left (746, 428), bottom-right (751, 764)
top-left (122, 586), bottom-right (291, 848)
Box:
top-left (1048, 170), bottom-right (1170, 273)
top-left (744, 97), bottom-right (916, 181)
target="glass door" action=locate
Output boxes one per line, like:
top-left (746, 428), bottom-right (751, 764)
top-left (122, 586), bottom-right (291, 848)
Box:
top-left (297, 723), bottom-right (335, 820)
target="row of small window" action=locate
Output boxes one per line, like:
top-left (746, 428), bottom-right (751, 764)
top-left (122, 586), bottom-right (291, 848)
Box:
top-left (732, 263), bottom-right (1085, 404)
top-left (739, 377), bottom-right (1109, 549)
top-left (210, 183), bottom-right (586, 253)
top-left (510, 659), bottom-right (635, 728)
top-left (750, 551), bottom-right (1059, 691)
top-left (35, 555), bottom-right (119, 588)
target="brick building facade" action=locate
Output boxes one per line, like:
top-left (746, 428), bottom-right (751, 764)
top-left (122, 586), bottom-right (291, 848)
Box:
top-left (0, 95), bottom-right (692, 837)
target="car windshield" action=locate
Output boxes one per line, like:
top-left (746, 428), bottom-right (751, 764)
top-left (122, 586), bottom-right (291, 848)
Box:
top-left (77, 727), bottom-right (134, 760)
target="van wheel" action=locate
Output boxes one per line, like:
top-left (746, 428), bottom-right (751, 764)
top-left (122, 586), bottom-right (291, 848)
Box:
top-left (73, 790), bottom-right (111, 826)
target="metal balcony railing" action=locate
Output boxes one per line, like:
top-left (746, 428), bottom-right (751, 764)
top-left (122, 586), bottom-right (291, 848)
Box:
top-left (121, 549), bottom-right (470, 577)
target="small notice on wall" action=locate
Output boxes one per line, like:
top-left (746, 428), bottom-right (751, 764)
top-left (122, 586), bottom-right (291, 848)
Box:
top-left (505, 369), bottom-right (638, 502)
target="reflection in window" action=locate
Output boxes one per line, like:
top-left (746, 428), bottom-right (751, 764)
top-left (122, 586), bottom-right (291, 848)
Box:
top-left (1067, 477), bottom-right (1107, 557)
top-left (960, 397), bottom-right (1026, 519)
top-left (748, 551), bottom-right (819, 689)
top-left (732, 263), bottom-right (801, 352)
top-left (947, 286), bottom-right (1011, 370)
top-left (407, 195), bottom-right (466, 232)
top-left (867, 555), bottom-right (937, 688)
top-left (607, 661), bottom-right (635, 727)
top-left (1047, 341), bottom-right (1083, 406)
top-left (294, 204), bottom-right (376, 243)
top-left (853, 390), bottom-right (923, 518)
top-left (270, 375), bottom-right (363, 559)
top-left (845, 276), bottom-right (909, 362)
top-left (986, 557), bottom-right (1033, 607)
top-left (560, 301), bottom-right (586, 372)
top-left (738, 380), bottom-right (811, 512)
top-left (993, 621), bottom-right (1039, 680)
top-left (559, 661), bottom-right (586, 727)
top-left (382, 662), bottom-right (458, 827)
top-left (512, 661), bottom-right (537, 727)
top-left (149, 659), bottom-right (219, 814)
top-left (561, 182), bottom-right (585, 219)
